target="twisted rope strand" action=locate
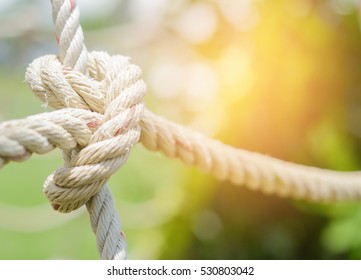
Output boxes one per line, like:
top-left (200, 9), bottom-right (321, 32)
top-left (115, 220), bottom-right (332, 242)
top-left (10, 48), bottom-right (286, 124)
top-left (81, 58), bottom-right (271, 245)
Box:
top-left (86, 187), bottom-right (127, 260)
top-left (26, 50), bottom-right (132, 259)
top-left (52, 0), bottom-right (88, 73)
top-left (2, 107), bottom-right (361, 203)
top-left (0, 109), bottom-right (100, 168)
top-left (44, 0), bottom-right (130, 259)
top-left (141, 110), bottom-right (361, 202)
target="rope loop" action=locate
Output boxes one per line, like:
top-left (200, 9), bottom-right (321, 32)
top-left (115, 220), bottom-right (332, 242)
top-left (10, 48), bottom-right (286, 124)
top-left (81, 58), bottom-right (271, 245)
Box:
top-left (26, 51), bottom-right (146, 213)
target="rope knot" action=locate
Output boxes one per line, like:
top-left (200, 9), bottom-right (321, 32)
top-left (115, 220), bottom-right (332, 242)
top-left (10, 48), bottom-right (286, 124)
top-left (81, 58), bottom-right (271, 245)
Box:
top-left (26, 51), bottom-right (146, 212)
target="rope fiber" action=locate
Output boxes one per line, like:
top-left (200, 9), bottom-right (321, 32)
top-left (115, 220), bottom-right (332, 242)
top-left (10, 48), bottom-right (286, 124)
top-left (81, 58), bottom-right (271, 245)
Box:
top-left (1, 0), bottom-right (361, 259)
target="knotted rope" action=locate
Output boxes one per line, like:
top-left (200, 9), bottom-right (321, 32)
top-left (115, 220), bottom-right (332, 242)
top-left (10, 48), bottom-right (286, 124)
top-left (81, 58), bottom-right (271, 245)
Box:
top-left (1, 0), bottom-right (361, 259)
top-left (31, 0), bottom-right (143, 259)
top-left (27, 52), bottom-right (146, 213)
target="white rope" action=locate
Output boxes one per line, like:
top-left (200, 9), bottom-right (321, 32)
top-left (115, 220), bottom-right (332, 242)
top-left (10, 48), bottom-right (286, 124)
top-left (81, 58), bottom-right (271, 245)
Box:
top-left (49, 0), bottom-right (138, 259)
top-left (52, 0), bottom-right (88, 73)
top-left (0, 109), bottom-right (100, 168)
top-left (27, 52), bottom-right (145, 211)
top-left (141, 110), bottom-right (361, 202)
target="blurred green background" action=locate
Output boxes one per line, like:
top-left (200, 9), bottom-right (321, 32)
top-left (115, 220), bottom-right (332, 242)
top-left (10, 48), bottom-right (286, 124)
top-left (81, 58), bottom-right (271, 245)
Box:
top-left (1, 0), bottom-right (361, 259)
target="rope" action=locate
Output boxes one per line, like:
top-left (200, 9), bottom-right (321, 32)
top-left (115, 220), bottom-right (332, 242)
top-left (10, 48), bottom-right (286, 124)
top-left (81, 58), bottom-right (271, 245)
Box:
top-left (1, 0), bottom-right (361, 259)
top-left (52, 0), bottom-right (88, 73)
top-left (27, 51), bottom-right (146, 210)
top-left (141, 110), bottom-right (361, 201)
top-left (52, 0), bottom-right (142, 259)
top-left (0, 109), bottom-right (99, 168)
top-left (3, 107), bottom-right (361, 203)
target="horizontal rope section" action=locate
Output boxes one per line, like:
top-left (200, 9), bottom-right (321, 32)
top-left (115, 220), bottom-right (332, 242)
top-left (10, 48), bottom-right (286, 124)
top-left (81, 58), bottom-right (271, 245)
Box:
top-left (141, 110), bottom-right (361, 202)
top-left (2, 107), bottom-right (361, 203)
top-left (0, 109), bottom-right (100, 168)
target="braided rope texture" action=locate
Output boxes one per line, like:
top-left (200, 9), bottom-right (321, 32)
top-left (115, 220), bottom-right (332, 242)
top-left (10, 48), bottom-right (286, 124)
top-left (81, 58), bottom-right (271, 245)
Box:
top-left (1, 0), bottom-right (361, 259)
top-left (141, 111), bottom-right (361, 202)
top-left (52, 0), bottom-right (88, 72)
top-left (0, 109), bottom-right (99, 168)
top-left (27, 52), bottom-right (146, 212)
top-left (26, 49), bottom-right (145, 259)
